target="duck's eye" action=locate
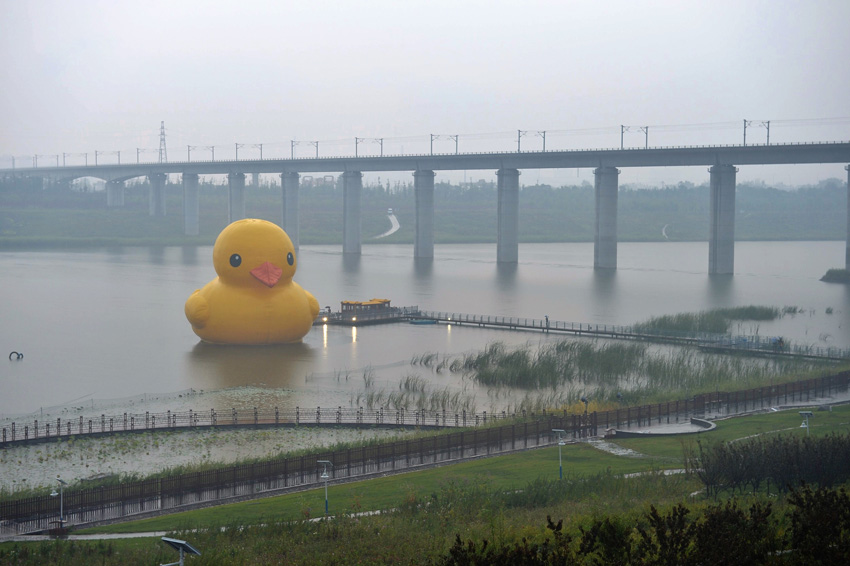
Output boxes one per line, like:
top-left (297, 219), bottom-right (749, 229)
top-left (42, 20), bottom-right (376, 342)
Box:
top-left (229, 254), bottom-right (242, 267)
top-left (287, 252), bottom-right (294, 266)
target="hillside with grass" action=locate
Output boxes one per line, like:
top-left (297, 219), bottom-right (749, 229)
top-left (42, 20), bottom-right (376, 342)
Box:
top-left (2, 404), bottom-right (849, 564)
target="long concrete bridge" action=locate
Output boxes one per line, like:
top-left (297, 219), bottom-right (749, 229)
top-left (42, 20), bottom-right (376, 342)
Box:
top-left (3, 141), bottom-right (849, 273)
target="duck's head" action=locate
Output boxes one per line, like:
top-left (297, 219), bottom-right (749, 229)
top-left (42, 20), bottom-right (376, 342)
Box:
top-left (212, 219), bottom-right (297, 288)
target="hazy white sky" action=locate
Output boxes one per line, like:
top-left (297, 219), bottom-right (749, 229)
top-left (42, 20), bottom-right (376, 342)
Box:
top-left (2, 0), bottom-right (849, 186)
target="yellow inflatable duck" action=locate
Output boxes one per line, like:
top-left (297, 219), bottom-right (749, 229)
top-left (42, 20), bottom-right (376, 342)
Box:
top-left (185, 219), bottom-right (320, 344)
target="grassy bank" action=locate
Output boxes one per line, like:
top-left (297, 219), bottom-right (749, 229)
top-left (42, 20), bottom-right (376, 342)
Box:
top-left (53, 406), bottom-right (850, 532)
top-left (3, 406), bottom-right (848, 564)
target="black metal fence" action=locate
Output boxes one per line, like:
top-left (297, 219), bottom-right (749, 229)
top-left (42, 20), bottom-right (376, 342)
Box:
top-left (1, 406), bottom-right (532, 447)
top-left (1, 371), bottom-right (847, 536)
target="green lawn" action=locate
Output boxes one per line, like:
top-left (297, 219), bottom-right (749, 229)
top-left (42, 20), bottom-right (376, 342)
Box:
top-left (81, 442), bottom-right (664, 533)
top-left (615, 403), bottom-right (850, 459)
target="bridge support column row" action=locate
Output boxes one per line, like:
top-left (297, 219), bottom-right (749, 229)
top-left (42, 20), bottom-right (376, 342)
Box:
top-left (281, 172), bottom-right (301, 250)
top-left (343, 171), bottom-right (362, 255)
top-left (414, 170), bottom-right (436, 258)
top-left (228, 172), bottom-right (246, 223)
top-left (497, 168), bottom-right (520, 263)
top-left (148, 173), bottom-right (166, 216)
top-left (594, 166), bottom-right (620, 269)
top-left (182, 173), bottom-right (199, 236)
top-left (709, 164), bottom-right (737, 275)
top-left (106, 180), bottom-right (124, 208)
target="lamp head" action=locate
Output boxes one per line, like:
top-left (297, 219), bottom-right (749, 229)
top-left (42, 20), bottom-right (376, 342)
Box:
top-left (50, 490), bottom-right (59, 497)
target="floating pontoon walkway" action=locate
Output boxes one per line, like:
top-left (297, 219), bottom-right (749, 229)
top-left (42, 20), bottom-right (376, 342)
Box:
top-left (317, 307), bottom-right (850, 361)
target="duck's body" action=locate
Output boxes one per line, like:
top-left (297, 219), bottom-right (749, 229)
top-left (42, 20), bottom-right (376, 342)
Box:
top-left (185, 219), bottom-right (319, 344)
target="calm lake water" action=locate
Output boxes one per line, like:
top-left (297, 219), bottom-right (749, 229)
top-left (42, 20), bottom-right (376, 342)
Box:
top-left (1, 241), bottom-right (847, 420)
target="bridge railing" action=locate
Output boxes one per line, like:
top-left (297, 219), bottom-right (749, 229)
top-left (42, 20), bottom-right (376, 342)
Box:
top-left (3, 140), bottom-right (848, 172)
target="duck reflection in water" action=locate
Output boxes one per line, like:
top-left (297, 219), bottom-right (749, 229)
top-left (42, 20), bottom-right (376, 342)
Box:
top-left (187, 341), bottom-right (316, 390)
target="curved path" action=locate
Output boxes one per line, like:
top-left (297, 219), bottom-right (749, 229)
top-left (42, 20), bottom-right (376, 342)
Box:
top-left (373, 213), bottom-right (400, 239)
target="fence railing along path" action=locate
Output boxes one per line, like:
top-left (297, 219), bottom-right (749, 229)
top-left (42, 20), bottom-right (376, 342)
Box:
top-left (417, 311), bottom-right (850, 360)
top-left (1, 371), bottom-right (847, 537)
top-left (1, 405), bottom-right (510, 447)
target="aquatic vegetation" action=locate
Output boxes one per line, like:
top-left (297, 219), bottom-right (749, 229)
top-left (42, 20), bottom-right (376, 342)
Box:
top-left (445, 338), bottom-right (831, 406)
top-left (411, 352), bottom-right (441, 368)
top-left (632, 305), bottom-right (780, 334)
top-left (362, 367), bottom-right (376, 389)
top-left (399, 374), bottom-right (428, 393)
top-left (0, 427), bottom-right (412, 492)
top-left (355, 384), bottom-right (477, 414)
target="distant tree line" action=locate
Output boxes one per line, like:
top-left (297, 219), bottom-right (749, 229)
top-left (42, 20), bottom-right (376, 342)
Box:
top-left (0, 176), bottom-right (845, 245)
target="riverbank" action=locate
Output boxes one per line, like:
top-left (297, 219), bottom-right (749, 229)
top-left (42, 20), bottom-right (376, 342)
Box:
top-left (2, 178), bottom-right (846, 246)
top-left (822, 268), bottom-right (850, 283)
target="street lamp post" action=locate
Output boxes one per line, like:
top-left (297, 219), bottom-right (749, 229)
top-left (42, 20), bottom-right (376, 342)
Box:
top-left (799, 411), bottom-right (813, 436)
top-left (552, 429), bottom-right (566, 479)
top-left (318, 460), bottom-right (333, 516)
top-left (580, 396), bottom-right (589, 438)
top-left (50, 477), bottom-right (67, 527)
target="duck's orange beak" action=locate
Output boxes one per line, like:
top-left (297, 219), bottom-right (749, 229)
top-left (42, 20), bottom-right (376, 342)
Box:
top-left (250, 262), bottom-right (282, 287)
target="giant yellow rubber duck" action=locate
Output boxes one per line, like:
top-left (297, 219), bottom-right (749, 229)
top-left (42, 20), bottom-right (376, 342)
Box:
top-left (185, 219), bottom-right (320, 344)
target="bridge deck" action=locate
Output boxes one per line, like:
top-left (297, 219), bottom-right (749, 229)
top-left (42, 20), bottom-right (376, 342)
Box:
top-left (4, 141), bottom-right (849, 179)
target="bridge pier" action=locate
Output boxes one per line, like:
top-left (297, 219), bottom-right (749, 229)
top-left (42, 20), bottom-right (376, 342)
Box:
top-left (252, 172), bottom-right (260, 187)
top-left (342, 171), bottom-right (362, 255)
top-left (497, 168), bottom-right (520, 263)
top-left (228, 172), bottom-right (246, 223)
top-left (106, 180), bottom-right (124, 208)
top-left (148, 173), bottom-right (166, 216)
top-left (594, 166), bottom-right (620, 269)
top-left (709, 164), bottom-right (737, 274)
top-left (182, 173), bottom-right (199, 236)
top-left (846, 165), bottom-right (849, 270)
top-left (281, 172), bottom-right (300, 249)
top-left (414, 169), bottom-right (436, 258)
